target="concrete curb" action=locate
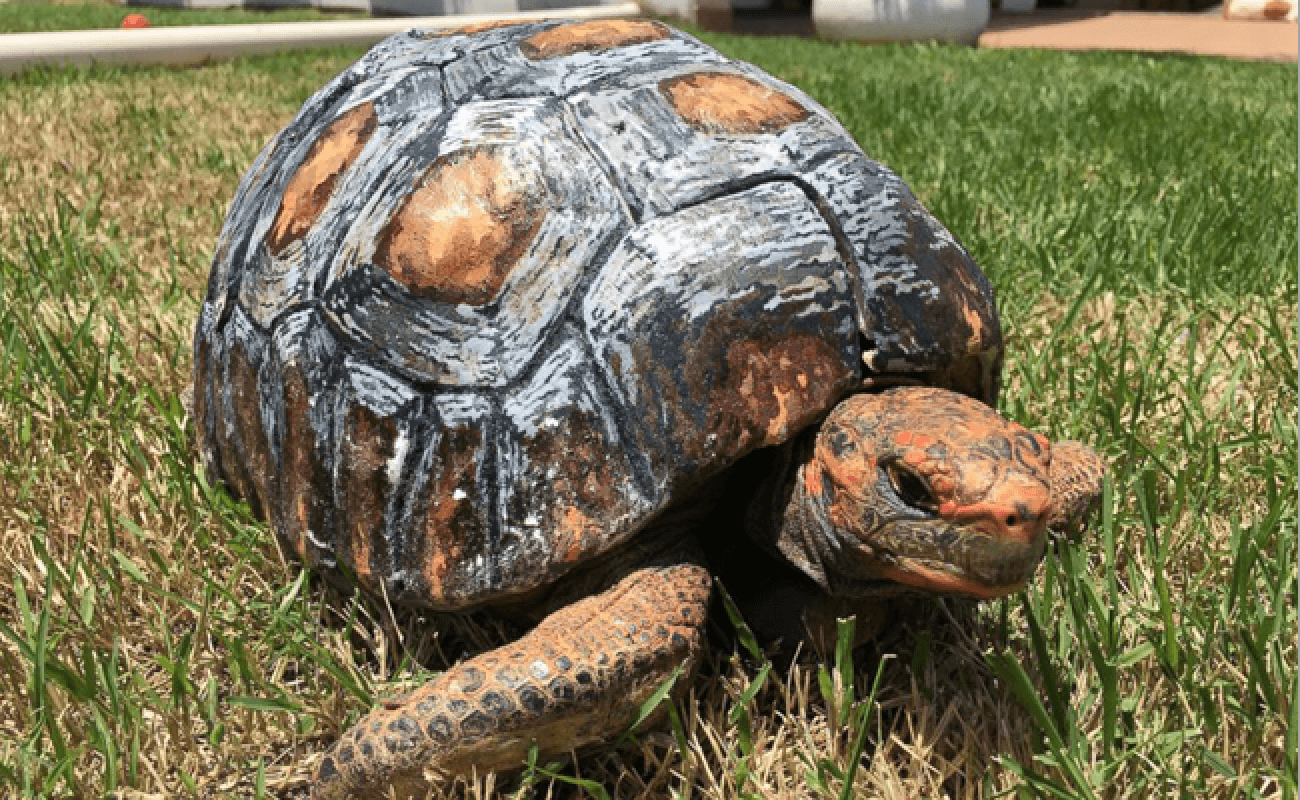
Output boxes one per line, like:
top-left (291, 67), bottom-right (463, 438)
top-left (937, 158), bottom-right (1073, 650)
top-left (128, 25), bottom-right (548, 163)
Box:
top-left (0, 2), bottom-right (642, 75)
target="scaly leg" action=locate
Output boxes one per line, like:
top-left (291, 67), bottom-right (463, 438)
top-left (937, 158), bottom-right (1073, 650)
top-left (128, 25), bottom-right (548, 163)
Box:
top-left (311, 547), bottom-right (711, 799)
top-left (1047, 440), bottom-right (1107, 536)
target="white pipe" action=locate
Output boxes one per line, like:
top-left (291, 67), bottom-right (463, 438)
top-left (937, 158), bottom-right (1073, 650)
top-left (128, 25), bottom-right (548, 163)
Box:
top-left (0, 2), bottom-right (643, 75)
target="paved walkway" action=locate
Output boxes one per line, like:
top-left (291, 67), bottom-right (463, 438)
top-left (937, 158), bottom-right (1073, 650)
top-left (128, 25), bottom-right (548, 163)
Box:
top-left (978, 9), bottom-right (1297, 61)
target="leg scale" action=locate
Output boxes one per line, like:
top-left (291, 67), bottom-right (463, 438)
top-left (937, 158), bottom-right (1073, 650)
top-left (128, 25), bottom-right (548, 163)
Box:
top-left (312, 552), bottom-right (711, 799)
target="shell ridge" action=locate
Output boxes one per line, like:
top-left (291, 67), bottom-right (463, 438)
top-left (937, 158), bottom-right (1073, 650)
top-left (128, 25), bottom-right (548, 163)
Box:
top-left (444, 28), bottom-right (725, 106)
top-left (798, 152), bottom-right (999, 377)
top-left (369, 66), bottom-right (446, 128)
top-left (480, 396), bottom-right (504, 592)
top-left (320, 95), bottom-right (624, 389)
top-left (493, 209), bottom-right (628, 394)
top-left (333, 360), bottom-right (424, 599)
top-left (557, 97), bottom-right (637, 226)
top-left (212, 306), bottom-right (268, 514)
top-left (242, 242), bottom-right (311, 329)
top-left (566, 320), bottom-right (659, 503)
top-left (256, 70), bottom-right (373, 237)
top-left (492, 327), bottom-right (659, 596)
top-left (572, 232), bottom-right (660, 493)
top-left (256, 301), bottom-right (323, 344)
top-left (250, 88), bottom-right (422, 324)
top-left (288, 312), bottom-right (346, 565)
top-left (318, 101), bottom-right (456, 295)
top-left (580, 183), bottom-right (858, 504)
top-left (385, 390), bottom-right (439, 599)
top-left (318, 265), bottom-right (475, 385)
top-left (323, 293), bottom-right (524, 404)
top-left (381, 398), bottom-right (423, 597)
top-left (443, 43), bottom-right (520, 105)
top-left (638, 171), bottom-right (803, 226)
top-left (549, 32), bottom-right (730, 98)
top-left (204, 127), bottom-right (286, 324)
top-left (492, 118), bottom-right (633, 392)
top-left (569, 70), bottom-right (849, 222)
top-left (780, 170), bottom-right (873, 361)
top-left (800, 154), bottom-right (924, 369)
top-left (405, 390), bottom-right (501, 606)
top-left (393, 394), bottom-right (448, 601)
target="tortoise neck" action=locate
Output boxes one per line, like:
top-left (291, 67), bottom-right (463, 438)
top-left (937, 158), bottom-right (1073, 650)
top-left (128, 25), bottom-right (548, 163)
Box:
top-left (741, 432), bottom-right (835, 592)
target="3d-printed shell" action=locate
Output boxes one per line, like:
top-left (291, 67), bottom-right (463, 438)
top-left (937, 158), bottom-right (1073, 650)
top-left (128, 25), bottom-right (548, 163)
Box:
top-left (193, 19), bottom-right (1002, 610)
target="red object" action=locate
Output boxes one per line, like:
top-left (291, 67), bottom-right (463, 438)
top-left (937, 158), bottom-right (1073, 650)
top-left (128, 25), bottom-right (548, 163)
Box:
top-left (120, 13), bottom-right (150, 29)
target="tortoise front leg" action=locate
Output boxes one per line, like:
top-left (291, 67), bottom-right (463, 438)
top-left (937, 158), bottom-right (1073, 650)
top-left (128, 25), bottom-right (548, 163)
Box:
top-left (311, 552), bottom-right (712, 799)
top-left (1047, 440), bottom-right (1107, 536)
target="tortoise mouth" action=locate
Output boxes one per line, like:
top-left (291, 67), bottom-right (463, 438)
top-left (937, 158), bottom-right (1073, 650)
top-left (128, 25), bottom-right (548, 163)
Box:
top-left (860, 522), bottom-right (1047, 599)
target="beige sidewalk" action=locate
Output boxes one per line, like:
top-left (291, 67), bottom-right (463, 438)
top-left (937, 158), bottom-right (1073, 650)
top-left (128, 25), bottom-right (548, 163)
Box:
top-left (979, 9), bottom-right (1297, 61)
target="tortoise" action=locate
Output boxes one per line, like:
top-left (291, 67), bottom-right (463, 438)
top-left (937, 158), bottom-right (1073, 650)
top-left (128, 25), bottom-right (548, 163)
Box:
top-left (191, 18), bottom-right (1106, 799)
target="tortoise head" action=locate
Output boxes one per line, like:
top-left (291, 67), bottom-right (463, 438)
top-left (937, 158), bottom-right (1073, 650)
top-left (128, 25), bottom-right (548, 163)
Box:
top-left (769, 386), bottom-right (1061, 599)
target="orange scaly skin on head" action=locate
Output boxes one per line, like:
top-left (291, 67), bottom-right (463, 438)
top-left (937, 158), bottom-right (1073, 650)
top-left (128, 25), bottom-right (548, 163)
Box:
top-left (803, 387), bottom-right (1076, 599)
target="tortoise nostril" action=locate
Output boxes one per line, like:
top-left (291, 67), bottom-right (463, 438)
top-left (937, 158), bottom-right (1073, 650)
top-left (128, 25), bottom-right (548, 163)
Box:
top-left (1005, 514), bottom-right (1018, 527)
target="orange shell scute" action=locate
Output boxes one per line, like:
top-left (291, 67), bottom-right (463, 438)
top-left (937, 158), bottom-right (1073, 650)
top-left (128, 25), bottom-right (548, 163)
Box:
top-left (660, 72), bottom-right (809, 135)
top-left (520, 19), bottom-right (671, 60)
top-left (718, 334), bottom-right (848, 450)
top-left (373, 147), bottom-right (544, 306)
top-left (268, 102), bottom-right (378, 255)
top-left (425, 19), bottom-right (525, 37)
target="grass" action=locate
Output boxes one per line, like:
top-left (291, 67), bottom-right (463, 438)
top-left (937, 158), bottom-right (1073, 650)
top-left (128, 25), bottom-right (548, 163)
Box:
top-left (0, 0), bottom-right (366, 35)
top-left (0, 28), bottom-right (1295, 800)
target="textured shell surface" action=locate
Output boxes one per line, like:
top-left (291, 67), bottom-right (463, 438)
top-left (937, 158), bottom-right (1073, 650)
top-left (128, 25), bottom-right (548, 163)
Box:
top-left (193, 19), bottom-right (1002, 610)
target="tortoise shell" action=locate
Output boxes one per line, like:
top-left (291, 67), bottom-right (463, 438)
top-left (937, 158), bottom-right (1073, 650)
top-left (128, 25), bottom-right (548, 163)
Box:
top-left (192, 19), bottom-right (1002, 611)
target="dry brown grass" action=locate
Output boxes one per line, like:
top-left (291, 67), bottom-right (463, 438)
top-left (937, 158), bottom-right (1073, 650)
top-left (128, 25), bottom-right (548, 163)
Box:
top-left (0, 61), bottom-right (316, 276)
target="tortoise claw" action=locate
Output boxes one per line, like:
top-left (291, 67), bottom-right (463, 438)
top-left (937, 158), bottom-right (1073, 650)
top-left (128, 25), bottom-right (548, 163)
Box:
top-left (1046, 440), bottom-right (1106, 537)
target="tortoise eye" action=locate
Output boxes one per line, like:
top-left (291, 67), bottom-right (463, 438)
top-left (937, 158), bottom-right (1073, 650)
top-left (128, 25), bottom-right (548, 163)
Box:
top-left (887, 464), bottom-right (938, 514)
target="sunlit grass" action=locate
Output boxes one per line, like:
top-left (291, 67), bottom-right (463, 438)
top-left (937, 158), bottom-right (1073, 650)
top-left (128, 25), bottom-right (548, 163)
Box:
top-left (0, 0), bottom-right (366, 34)
top-left (0, 32), bottom-right (1294, 799)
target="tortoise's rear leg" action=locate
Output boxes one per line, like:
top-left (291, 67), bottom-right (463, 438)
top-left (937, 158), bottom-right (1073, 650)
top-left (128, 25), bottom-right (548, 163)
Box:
top-left (311, 550), bottom-right (711, 799)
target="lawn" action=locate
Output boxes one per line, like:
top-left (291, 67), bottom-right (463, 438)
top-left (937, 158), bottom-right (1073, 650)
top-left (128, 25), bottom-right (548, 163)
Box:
top-left (0, 0), bottom-right (365, 34)
top-left (0, 27), bottom-right (1295, 800)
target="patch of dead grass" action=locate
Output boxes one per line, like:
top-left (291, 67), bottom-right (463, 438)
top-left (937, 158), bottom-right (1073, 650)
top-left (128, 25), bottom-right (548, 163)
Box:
top-left (0, 56), bottom-right (346, 297)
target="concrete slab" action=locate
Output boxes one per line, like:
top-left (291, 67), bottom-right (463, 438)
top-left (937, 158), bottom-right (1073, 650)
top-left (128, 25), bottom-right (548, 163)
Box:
top-left (979, 9), bottom-right (1297, 61)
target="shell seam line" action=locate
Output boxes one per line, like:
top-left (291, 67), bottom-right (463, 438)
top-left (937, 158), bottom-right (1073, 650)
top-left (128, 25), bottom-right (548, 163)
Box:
top-left (309, 86), bottom-right (459, 300)
top-left (652, 171), bottom-right (804, 220)
top-left (783, 170), bottom-right (871, 371)
top-left (482, 397), bottom-right (503, 590)
top-left (311, 269), bottom-right (510, 402)
top-left (378, 389), bottom-right (429, 590)
top-left (506, 211), bottom-right (631, 391)
top-left (558, 95), bottom-right (638, 225)
top-left (572, 321), bottom-right (658, 504)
